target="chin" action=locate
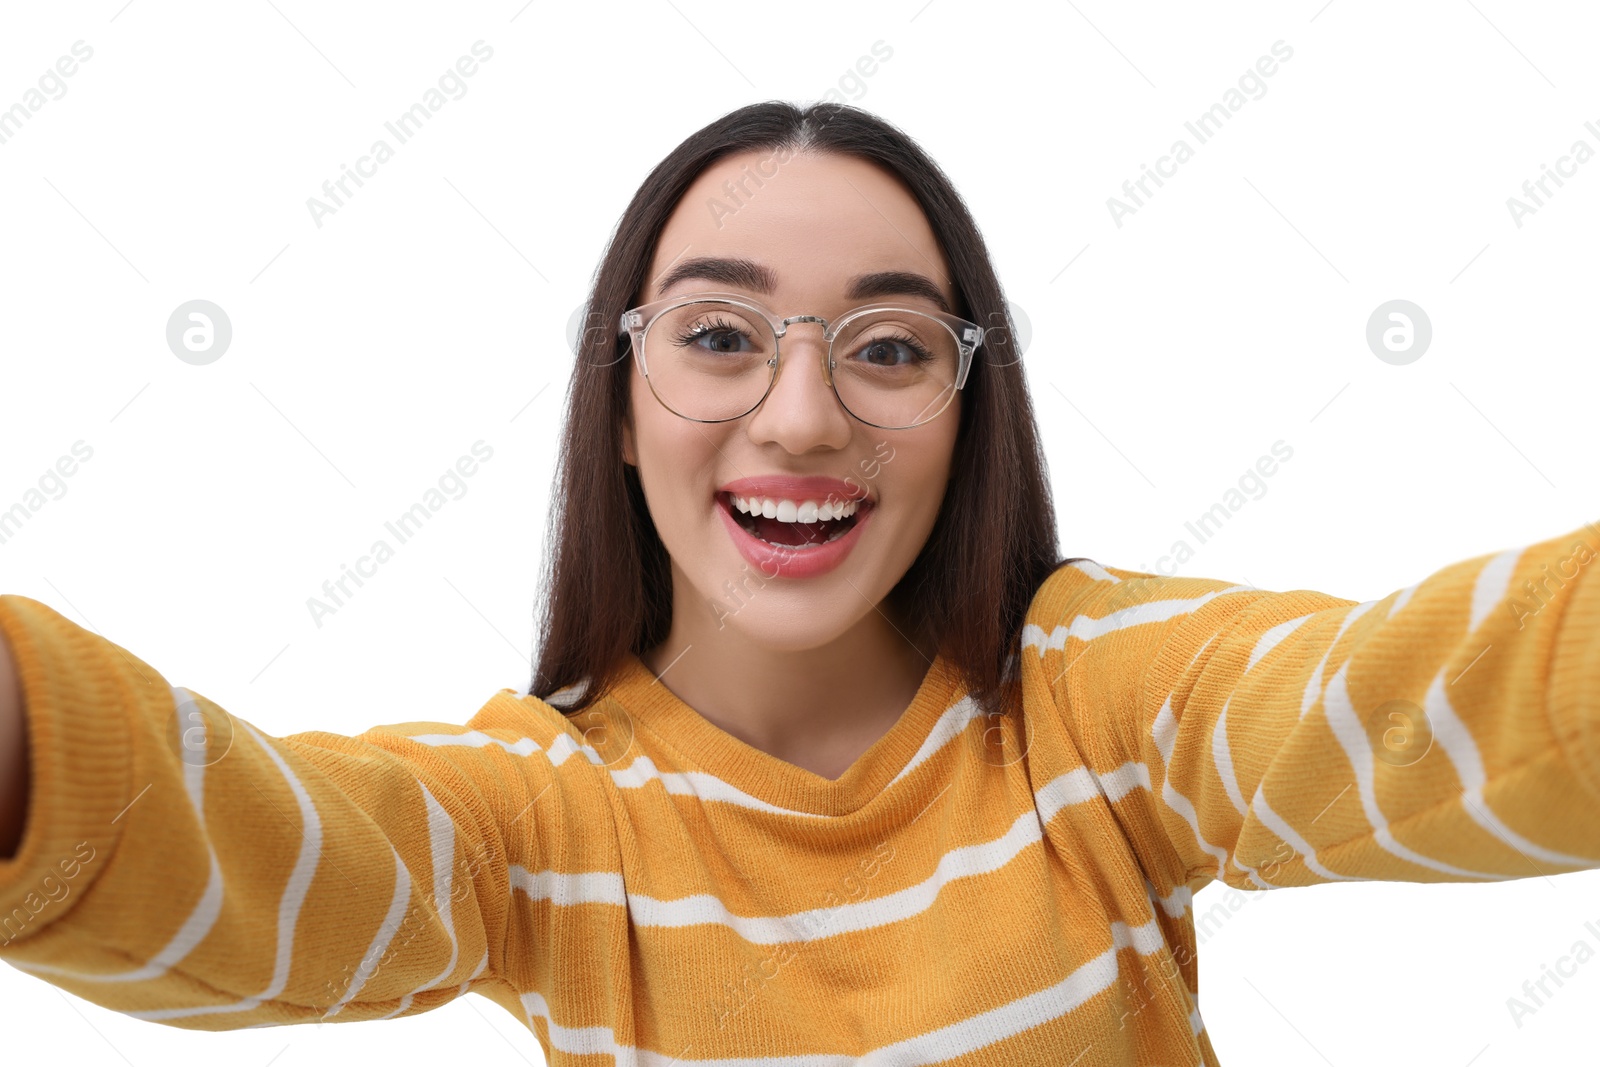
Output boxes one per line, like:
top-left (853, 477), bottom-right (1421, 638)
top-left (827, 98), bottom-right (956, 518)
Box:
top-left (713, 614), bottom-right (864, 655)
top-left (704, 600), bottom-right (870, 653)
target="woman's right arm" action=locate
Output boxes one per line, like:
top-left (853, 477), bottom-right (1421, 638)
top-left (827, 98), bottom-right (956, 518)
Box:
top-left (0, 592), bottom-right (569, 1028)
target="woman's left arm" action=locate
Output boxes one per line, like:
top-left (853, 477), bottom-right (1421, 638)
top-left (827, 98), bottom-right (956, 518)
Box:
top-left (1023, 520), bottom-right (1600, 893)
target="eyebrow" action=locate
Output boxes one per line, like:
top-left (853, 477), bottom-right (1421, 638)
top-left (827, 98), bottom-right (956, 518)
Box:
top-left (652, 256), bottom-right (953, 314)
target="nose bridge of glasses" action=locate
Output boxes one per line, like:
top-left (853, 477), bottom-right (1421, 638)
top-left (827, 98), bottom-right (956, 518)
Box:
top-left (763, 313), bottom-right (838, 412)
top-left (774, 313), bottom-right (835, 353)
top-left (771, 313), bottom-right (834, 367)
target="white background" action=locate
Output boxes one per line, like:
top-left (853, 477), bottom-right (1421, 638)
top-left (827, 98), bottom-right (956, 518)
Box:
top-left (2, 1), bottom-right (1598, 1064)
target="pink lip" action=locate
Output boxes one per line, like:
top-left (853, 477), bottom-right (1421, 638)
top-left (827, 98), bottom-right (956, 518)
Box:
top-left (714, 475), bottom-right (875, 581)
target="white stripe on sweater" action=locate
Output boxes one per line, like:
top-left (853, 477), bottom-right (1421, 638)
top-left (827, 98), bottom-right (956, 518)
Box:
top-left (1211, 703), bottom-right (1249, 818)
top-left (516, 935), bottom-right (1166, 1065)
top-left (506, 762), bottom-right (1154, 948)
top-left (1470, 547), bottom-right (1523, 635)
top-left (412, 692), bottom-right (1003, 827)
top-left (1319, 660), bottom-right (1507, 880)
top-left (1245, 613), bottom-right (1315, 673)
top-left (408, 730), bottom-right (542, 757)
top-left (1422, 671), bottom-right (1599, 867)
top-left (278, 930), bottom-right (1201, 1066)
top-left (129, 721), bottom-right (325, 1021)
top-left (1298, 601), bottom-right (1375, 720)
top-left (415, 784), bottom-right (462, 989)
top-left (1021, 585), bottom-right (1256, 653)
top-left (1247, 787), bottom-right (1365, 883)
top-left (886, 696), bottom-right (980, 789)
top-left (323, 843), bottom-right (413, 1018)
top-left (1068, 559), bottom-right (1121, 583)
top-left (13, 687), bottom-right (226, 985)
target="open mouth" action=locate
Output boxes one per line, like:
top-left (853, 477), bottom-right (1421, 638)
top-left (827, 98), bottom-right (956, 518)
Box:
top-left (719, 491), bottom-right (868, 549)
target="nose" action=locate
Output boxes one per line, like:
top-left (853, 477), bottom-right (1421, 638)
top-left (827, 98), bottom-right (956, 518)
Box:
top-left (745, 321), bottom-right (853, 452)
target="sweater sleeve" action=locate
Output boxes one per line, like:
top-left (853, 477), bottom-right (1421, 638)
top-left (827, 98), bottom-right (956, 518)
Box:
top-left (1022, 521), bottom-right (1600, 893)
top-left (0, 593), bottom-right (559, 1029)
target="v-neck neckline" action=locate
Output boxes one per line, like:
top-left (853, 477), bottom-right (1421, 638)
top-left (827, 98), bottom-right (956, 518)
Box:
top-left (609, 650), bottom-right (961, 817)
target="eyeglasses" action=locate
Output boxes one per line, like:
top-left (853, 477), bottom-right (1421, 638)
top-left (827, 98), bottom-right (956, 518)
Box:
top-left (618, 291), bottom-right (983, 430)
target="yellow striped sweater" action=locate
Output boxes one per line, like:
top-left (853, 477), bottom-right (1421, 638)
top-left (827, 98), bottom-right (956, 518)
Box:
top-left (2, 521), bottom-right (1599, 1065)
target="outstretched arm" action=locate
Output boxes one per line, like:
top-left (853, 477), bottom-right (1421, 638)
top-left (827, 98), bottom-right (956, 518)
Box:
top-left (1023, 520), bottom-right (1600, 894)
top-left (0, 593), bottom-right (567, 1028)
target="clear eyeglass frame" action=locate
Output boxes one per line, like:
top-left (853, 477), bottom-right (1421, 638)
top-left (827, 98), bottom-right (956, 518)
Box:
top-left (618, 290), bottom-right (985, 430)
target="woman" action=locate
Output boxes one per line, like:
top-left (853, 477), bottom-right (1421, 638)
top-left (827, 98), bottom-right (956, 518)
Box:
top-left (1, 100), bottom-right (1597, 1066)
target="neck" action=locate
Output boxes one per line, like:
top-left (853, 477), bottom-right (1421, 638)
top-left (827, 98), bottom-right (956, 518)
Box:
top-left (640, 565), bottom-right (935, 781)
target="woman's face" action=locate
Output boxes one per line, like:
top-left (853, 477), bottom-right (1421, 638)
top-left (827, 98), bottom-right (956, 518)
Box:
top-left (621, 148), bottom-right (962, 653)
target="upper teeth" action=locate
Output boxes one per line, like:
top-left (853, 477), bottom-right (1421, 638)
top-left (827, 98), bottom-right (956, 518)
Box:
top-left (732, 495), bottom-right (860, 522)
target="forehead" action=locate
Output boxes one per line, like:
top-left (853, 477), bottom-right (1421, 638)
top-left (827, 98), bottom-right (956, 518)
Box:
top-left (646, 149), bottom-right (953, 309)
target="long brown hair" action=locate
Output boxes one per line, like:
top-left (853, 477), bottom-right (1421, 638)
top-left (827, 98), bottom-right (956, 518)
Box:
top-left (529, 100), bottom-right (1062, 718)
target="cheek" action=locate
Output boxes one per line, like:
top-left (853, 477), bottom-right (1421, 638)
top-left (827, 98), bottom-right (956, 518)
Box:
top-left (628, 393), bottom-right (723, 536)
top-left (627, 377), bottom-right (676, 478)
top-left (875, 427), bottom-right (957, 536)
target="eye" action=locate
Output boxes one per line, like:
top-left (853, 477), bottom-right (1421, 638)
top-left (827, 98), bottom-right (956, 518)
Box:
top-left (847, 331), bottom-right (934, 368)
top-left (670, 316), bottom-right (753, 355)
